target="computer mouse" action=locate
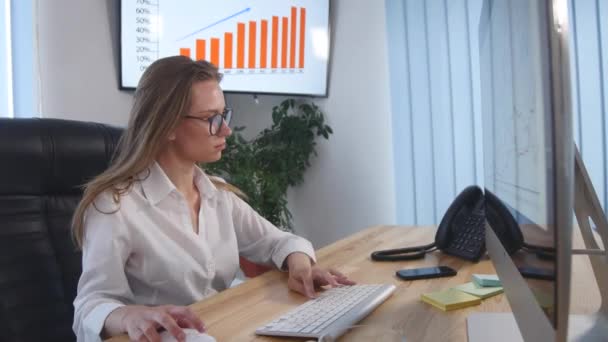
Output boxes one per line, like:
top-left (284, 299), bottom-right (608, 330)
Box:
top-left (159, 328), bottom-right (217, 342)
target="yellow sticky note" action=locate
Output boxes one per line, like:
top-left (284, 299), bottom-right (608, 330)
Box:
top-left (452, 282), bottom-right (504, 299)
top-left (421, 289), bottom-right (482, 311)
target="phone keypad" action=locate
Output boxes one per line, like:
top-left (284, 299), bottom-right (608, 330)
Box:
top-left (446, 212), bottom-right (486, 261)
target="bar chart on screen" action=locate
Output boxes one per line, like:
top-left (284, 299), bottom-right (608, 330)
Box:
top-left (176, 6), bottom-right (307, 75)
top-left (121, 0), bottom-right (330, 95)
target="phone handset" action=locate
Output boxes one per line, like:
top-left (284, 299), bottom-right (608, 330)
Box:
top-left (485, 189), bottom-right (555, 258)
top-left (369, 242), bottom-right (437, 261)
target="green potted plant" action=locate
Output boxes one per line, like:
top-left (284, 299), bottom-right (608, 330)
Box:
top-left (205, 99), bottom-right (333, 276)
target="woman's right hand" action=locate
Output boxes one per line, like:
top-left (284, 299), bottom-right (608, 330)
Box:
top-left (103, 305), bottom-right (206, 342)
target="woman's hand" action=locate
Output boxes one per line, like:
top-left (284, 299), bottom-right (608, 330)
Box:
top-left (286, 252), bottom-right (356, 298)
top-left (103, 304), bottom-right (205, 342)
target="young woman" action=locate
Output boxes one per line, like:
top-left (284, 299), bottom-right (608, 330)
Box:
top-left (71, 56), bottom-right (354, 342)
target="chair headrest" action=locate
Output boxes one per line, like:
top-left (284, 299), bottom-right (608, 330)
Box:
top-left (0, 118), bottom-right (123, 195)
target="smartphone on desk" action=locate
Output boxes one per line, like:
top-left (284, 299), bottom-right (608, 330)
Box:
top-left (396, 266), bottom-right (457, 281)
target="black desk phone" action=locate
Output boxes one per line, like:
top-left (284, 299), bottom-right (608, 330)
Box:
top-left (371, 185), bottom-right (549, 262)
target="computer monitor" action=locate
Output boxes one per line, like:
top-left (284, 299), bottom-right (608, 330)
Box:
top-left (474, 0), bottom-right (573, 340)
top-left (474, 0), bottom-right (608, 341)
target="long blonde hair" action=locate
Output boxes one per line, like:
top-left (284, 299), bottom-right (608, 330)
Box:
top-left (72, 56), bottom-right (235, 248)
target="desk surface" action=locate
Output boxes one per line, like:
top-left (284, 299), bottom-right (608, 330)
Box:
top-left (108, 225), bottom-right (600, 341)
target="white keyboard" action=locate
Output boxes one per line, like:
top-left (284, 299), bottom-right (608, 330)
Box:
top-left (255, 284), bottom-right (396, 340)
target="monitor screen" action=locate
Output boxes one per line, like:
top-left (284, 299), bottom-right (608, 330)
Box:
top-left (479, 0), bottom-right (566, 331)
top-left (120, 0), bottom-right (330, 96)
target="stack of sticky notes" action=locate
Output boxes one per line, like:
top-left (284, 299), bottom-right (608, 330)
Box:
top-left (472, 274), bottom-right (502, 287)
top-left (421, 289), bottom-right (482, 311)
top-left (421, 273), bottom-right (504, 312)
top-left (452, 282), bottom-right (503, 299)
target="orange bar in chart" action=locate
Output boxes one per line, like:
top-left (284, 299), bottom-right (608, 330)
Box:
top-left (196, 39), bottom-right (206, 61)
top-left (248, 21), bottom-right (256, 69)
top-left (237, 23), bottom-right (245, 68)
top-left (224, 33), bottom-right (233, 69)
top-left (271, 16), bottom-right (278, 68)
top-left (260, 20), bottom-right (268, 69)
top-left (210, 38), bottom-right (219, 67)
top-left (299, 8), bottom-right (306, 68)
top-left (290, 7), bottom-right (297, 68)
top-left (180, 48), bottom-right (191, 58)
top-left (281, 17), bottom-right (288, 68)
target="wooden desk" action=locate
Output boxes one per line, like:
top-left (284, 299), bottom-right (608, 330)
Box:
top-left (108, 225), bottom-right (600, 341)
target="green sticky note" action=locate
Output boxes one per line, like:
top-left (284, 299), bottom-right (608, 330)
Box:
top-left (452, 282), bottom-right (504, 299)
top-left (421, 289), bottom-right (481, 311)
top-left (472, 274), bottom-right (502, 287)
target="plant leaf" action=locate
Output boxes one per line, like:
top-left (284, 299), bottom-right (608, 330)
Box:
top-left (205, 98), bottom-right (331, 231)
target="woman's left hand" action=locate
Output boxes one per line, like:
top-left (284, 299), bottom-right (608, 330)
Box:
top-left (286, 252), bottom-right (356, 299)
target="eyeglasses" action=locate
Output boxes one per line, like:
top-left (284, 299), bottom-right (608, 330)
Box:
top-left (184, 108), bottom-right (233, 136)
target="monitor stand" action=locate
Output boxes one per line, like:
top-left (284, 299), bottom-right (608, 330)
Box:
top-left (468, 146), bottom-right (608, 342)
top-left (572, 147), bottom-right (608, 315)
top-left (565, 146), bottom-right (608, 340)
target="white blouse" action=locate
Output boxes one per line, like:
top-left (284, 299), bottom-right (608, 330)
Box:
top-left (72, 162), bottom-right (316, 342)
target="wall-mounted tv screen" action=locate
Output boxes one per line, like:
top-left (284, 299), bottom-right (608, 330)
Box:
top-left (120, 0), bottom-right (330, 96)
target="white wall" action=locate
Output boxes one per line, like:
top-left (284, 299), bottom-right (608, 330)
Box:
top-left (37, 0), bottom-right (132, 126)
top-left (228, 0), bottom-right (396, 248)
top-left (37, 0), bottom-right (396, 248)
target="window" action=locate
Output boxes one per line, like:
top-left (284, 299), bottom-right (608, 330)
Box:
top-left (0, 0), bottom-right (13, 118)
top-left (1, 0), bottom-right (36, 118)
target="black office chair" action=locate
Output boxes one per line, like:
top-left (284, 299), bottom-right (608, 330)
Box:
top-left (0, 118), bottom-right (122, 341)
